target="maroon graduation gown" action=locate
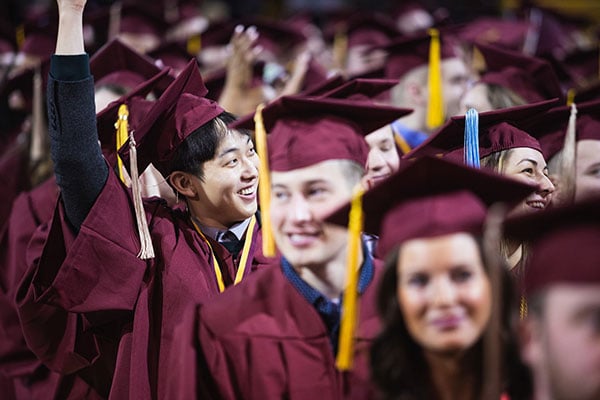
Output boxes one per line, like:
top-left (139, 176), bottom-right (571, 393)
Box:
top-left (17, 169), bottom-right (275, 399)
top-left (166, 260), bottom-right (383, 400)
top-left (0, 177), bottom-right (64, 398)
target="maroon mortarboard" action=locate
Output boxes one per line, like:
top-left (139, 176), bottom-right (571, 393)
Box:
top-left (324, 13), bottom-right (400, 49)
top-left (504, 195), bottom-right (600, 295)
top-left (559, 46), bottom-right (599, 88)
top-left (148, 40), bottom-right (194, 74)
top-left (318, 78), bottom-right (398, 101)
top-left (523, 99), bottom-right (600, 160)
top-left (379, 29), bottom-right (457, 79)
top-left (198, 20), bottom-right (236, 49)
top-left (230, 96), bottom-right (412, 171)
top-left (203, 61), bottom-right (265, 102)
top-left (326, 156), bottom-right (534, 257)
top-left (21, 16), bottom-right (57, 59)
top-left (475, 42), bottom-right (565, 104)
top-left (95, 67), bottom-right (174, 167)
top-left (120, 59), bottom-right (222, 176)
top-left (298, 73), bottom-right (346, 96)
top-left (0, 58), bottom-right (51, 112)
top-left (454, 17), bottom-right (530, 51)
top-left (119, 4), bottom-right (168, 37)
top-left (239, 17), bottom-right (307, 59)
top-left (299, 58), bottom-right (330, 93)
top-left (405, 99), bottom-right (558, 162)
top-left (90, 38), bottom-right (164, 90)
top-left (571, 80), bottom-right (600, 103)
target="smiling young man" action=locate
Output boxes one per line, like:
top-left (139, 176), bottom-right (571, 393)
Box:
top-left (15, 1), bottom-right (272, 398)
top-left (164, 96), bottom-right (411, 399)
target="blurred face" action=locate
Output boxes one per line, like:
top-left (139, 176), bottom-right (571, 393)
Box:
top-left (442, 57), bottom-right (470, 118)
top-left (364, 125), bottom-right (400, 187)
top-left (575, 140), bottom-right (600, 202)
top-left (501, 147), bottom-right (555, 216)
top-left (460, 82), bottom-right (493, 114)
top-left (271, 160), bottom-right (355, 268)
top-left (397, 233), bottom-right (492, 355)
top-left (190, 131), bottom-right (259, 228)
top-left (523, 286), bottom-right (600, 400)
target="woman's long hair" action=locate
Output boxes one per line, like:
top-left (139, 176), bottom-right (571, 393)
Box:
top-left (370, 240), bottom-right (533, 400)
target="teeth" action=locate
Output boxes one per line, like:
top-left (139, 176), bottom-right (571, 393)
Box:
top-left (528, 201), bottom-right (545, 209)
top-left (239, 187), bottom-right (254, 195)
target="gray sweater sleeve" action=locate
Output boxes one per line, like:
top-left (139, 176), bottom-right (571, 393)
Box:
top-left (48, 54), bottom-right (108, 231)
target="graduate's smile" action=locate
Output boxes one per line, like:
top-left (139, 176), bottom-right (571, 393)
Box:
top-left (237, 184), bottom-right (257, 201)
top-left (287, 230), bottom-right (322, 248)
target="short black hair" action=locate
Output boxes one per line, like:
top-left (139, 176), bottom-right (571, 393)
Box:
top-left (168, 111), bottom-right (252, 181)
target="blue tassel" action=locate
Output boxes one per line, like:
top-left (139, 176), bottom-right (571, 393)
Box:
top-left (464, 108), bottom-right (480, 168)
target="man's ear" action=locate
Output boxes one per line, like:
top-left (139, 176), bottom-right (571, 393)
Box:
top-left (406, 81), bottom-right (427, 107)
top-left (169, 171), bottom-right (198, 200)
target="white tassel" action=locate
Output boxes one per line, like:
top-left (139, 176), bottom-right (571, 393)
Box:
top-left (129, 132), bottom-right (155, 259)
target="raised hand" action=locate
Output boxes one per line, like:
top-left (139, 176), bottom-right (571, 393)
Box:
top-left (55, 0), bottom-right (88, 54)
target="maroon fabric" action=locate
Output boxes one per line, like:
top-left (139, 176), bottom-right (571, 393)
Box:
top-left (405, 99), bottom-right (557, 161)
top-left (475, 42), bottom-right (564, 104)
top-left (165, 261), bottom-right (384, 399)
top-left (17, 168), bottom-right (275, 399)
top-left (325, 157), bottom-right (534, 258)
top-left (231, 96), bottom-right (411, 172)
top-left (319, 78), bottom-right (398, 101)
top-left (0, 178), bottom-right (64, 398)
top-left (524, 99), bottom-right (600, 160)
top-left (455, 17), bottom-right (530, 51)
top-left (299, 74), bottom-right (346, 97)
top-left (91, 39), bottom-right (163, 89)
top-left (323, 13), bottom-right (400, 48)
top-left (381, 30), bottom-right (458, 79)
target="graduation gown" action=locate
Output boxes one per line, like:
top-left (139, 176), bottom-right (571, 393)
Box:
top-left (166, 260), bottom-right (383, 400)
top-left (0, 176), bottom-right (63, 399)
top-left (16, 74), bottom-right (275, 399)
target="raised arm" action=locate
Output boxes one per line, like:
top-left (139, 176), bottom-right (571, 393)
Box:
top-left (49, 0), bottom-right (108, 231)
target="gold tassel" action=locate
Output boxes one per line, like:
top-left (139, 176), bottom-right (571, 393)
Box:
top-left (333, 25), bottom-right (348, 72)
top-left (566, 88), bottom-right (576, 106)
top-left (253, 103), bottom-right (276, 257)
top-left (558, 103), bottom-right (578, 205)
top-left (115, 104), bottom-right (129, 184)
top-left (128, 127), bottom-right (155, 260)
top-left (426, 28), bottom-right (444, 130)
top-left (336, 185), bottom-right (364, 371)
top-left (187, 35), bottom-right (202, 56)
top-left (16, 24), bottom-right (25, 50)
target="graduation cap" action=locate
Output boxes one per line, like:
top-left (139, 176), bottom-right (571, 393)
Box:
top-left (559, 45), bottom-right (600, 88)
top-left (324, 12), bottom-right (400, 49)
top-left (325, 155), bottom-right (534, 372)
top-left (121, 59), bottom-right (220, 177)
top-left (298, 72), bottom-right (345, 96)
top-left (326, 156), bottom-right (534, 257)
top-left (524, 99), bottom-right (600, 161)
top-left (504, 195), bottom-right (600, 296)
top-left (405, 99), bottom-right (559, 163)
top-left (238, 17), bottom-right (307, 61)
top-left (20, 15), bottom-right (57, 60)
top-left (454, 17), bottom-right (531, 51)
top-left (231, 96), bottom-right (412, 172)
top-left (148, 40), bottom-right (195, 74)
top-left (119, 4), bottom-right (168, 37)
top-left (318, 78), bottom-right (398, 101)
top-left (298, 58), bottom-right (330, 94)
top-left (91, 39), bottom-right (165, 91)
top-left (474, 42), bottom-right (565, 104)
top-left (379, 29), bottom-right (458, 130)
